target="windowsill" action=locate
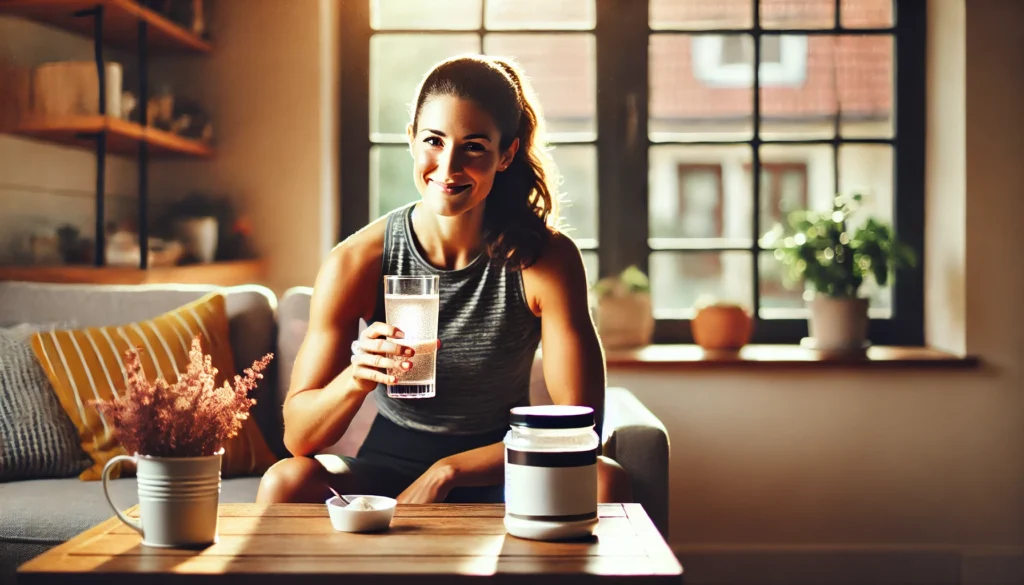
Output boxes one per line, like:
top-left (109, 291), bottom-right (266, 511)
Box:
top-left (604, 344), bottom-right (979, 370)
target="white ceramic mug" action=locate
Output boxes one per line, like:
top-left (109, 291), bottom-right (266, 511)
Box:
top-left (102, 449), bottom-right (223, 548)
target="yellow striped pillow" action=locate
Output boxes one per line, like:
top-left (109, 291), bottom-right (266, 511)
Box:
top-left (30, 292), bottom-right (277, 481)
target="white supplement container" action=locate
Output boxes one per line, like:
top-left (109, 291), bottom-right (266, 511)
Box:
top-left (503, 405), bottom-right (600, 541)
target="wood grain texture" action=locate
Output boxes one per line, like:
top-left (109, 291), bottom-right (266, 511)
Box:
top-left (0, 0), bottom-right (212, 52)
top-left (12, 116), bottom-right (213, 158)
top-left (604, 343), bottom-right (979, 369)
top-left (18, 503), bottom-right (683, 585)
top-left (0, 260), bottom-right (266, 286)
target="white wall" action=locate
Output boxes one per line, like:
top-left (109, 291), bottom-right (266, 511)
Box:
top-left (612, 3), bottom-right (1023, 583)
top-left (148, 0), bottom-right (339, 295)
top-left (0, 17), bottom-right (136, 264)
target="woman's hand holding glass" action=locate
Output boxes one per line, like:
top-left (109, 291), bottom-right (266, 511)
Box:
top-left (349, 322), bottom-right (414, 392)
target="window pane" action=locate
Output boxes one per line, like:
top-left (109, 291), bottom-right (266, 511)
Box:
top-left (756, 163), bottom-right (809, 243)
top-left (758, 144), bottom-right (833, 239)
top-left (838, 36), bottom-right (893, 138)
top-left (759, 35), bottom-right (892, 140)
top-left (839, 143), bottom-right (895, 316)
top-left (759, 251), bottom-right (807, 318)
top-left (649, 145), bottom-right (753, 247)
top-left (370, 34), bottom-right (479, 139)
top-left (550, 144), bottom-right (597, 242)
top-left (650, 0), bottom-right (752, 30)
top-left (761, 0), bottom-right (834, 29)
top-left (841, 0), bottom-right (894, 28)
top-left (838, 144), bottom-right (892, 227)
top-left (650, 34), bottom-right (753, 142)
top-left (650, 252), bottom-right (754, 318)
top-left (581, 251), bottom-right (599, 286)
top-left (483, 34), bottom-right (596, 139)
top-left (370, 145), bottom-right (418, 219)
top-left (485, 0), bottom-right (595, 30)
top-left (371, 0), bottom-right (481, 30)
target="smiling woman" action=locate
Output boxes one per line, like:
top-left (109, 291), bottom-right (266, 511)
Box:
top-left (407, 56), bottom-right (558, 269)
top-left (256, 55), bottom-right (632, 508)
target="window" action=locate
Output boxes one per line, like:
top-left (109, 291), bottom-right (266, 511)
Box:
top-left (340, 0), bottom-right (925, 345)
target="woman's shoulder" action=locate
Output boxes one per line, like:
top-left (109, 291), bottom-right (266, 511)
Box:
top-left (520, 229), bottom-right (589, 313)
top-left (528, 229), bottom-right (586, 275)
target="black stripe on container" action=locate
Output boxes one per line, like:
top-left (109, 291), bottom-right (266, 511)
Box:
top-left (507, 448), bottom-right (599, 468)
top-left (508, 512), bottom-right (598, 523)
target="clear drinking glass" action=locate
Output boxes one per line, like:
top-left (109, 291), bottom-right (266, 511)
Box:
top-left (383, 275), bottom-right (439, 398)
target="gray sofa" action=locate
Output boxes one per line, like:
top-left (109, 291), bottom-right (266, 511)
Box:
top-left (0, 281), bottom-right (670, 583)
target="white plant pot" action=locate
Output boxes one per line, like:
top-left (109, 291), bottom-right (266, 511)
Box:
top-left (595, 293), bottom-right (654, 349)
top-left (807, 296), bottom-right (869, 350)
top-left (101, 449), bottom-right (223, 548)
top-left (175, 216), bottom-right (218, 263)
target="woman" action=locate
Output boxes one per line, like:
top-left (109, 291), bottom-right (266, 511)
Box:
top-left (256, 55), bottom-right (632, 505)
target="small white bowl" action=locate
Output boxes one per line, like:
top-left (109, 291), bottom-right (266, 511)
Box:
top-left (325, 495), bottom-right (397, 533)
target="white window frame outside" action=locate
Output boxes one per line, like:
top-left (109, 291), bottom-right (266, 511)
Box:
top-left (692, 35), bottom-right (808, 88)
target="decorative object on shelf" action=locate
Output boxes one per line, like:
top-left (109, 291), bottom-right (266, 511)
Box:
top-left (106, 228), bottom-right (184, 268)
top-left (146, 85), bottom-right (175, 130)
top-left (161, 192), bottom-right (257, 263)
top-left (761, 193), bottom-right (917, 353)
top-left (28, 230), bottom-right (62, 266)
top-left (170, 95), bottom-right (213, 142)
top-left (94, 336), bottom-right (273, 548)
top-left (30, 61), bottom-right (122, 119)
top-left (174, 217), bottom-right (217, 264)
top-left (119, 90), bottom-right (138, 121)
top-left (690, 296), bottom-right (753, 352)
top-left (591, 265), bottom-right (655, 349)
top-left (56, 224), bottom-right (92, 265)
top-left (139, 0), bottom-right (210, 40)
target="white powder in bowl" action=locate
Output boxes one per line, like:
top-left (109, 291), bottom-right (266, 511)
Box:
top-left (345, 497), bottom-right (376, 511)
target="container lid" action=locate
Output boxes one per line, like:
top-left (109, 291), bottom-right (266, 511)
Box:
top-left (509, 405), bottom-right (595, 429)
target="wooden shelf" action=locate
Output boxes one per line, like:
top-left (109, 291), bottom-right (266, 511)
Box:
top-left (0, 260), bottom-right (266, 286)
top-left (12, 115), bottom-right (212, 157)
top-left (0, 0), bottom-right (211, 53)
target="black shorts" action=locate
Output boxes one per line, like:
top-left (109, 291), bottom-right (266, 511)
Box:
top-left (339, 414), bottom-right (507, 503)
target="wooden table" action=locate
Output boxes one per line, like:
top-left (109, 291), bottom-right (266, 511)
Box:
top-left (18, 503), bottom-right (682, 584)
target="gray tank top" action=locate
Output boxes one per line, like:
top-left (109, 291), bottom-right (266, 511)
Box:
top-left (371, 204), bottom-right (542, 435)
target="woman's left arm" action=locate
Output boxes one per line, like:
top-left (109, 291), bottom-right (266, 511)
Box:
top-left (397, 234), bottom-right (605, 503)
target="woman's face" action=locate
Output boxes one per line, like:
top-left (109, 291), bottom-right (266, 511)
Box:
top-left (407, 95), bottom-right (518, 218)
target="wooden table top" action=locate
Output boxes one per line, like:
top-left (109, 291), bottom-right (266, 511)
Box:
top-left (18, 503), bottom-right (682, 584)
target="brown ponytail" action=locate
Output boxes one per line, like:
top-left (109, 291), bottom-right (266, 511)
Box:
top-left (412, 55), bottom-right (561, 270)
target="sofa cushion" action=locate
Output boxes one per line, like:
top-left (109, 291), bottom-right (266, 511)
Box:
top-left (29, 292), bottom-right (276, 481)
top-left (0, 324), bottom-right (91, 481)
top-left (0, 476), bottom-right (261, 544)
top-left (0, 282), bottom-right (282, 452)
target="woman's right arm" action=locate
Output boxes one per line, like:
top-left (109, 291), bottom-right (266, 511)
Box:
top-left (281, 232), bottom-right (410, 456)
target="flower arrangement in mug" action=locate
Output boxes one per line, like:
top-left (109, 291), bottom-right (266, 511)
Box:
top-left (91, 336), bottom-right (273, 457)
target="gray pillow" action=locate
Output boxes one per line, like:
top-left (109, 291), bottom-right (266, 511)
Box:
top-left (0, 323), bottom-right (92, 481)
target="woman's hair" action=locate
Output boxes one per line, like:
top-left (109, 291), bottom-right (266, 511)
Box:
top-left (411, 55), bottom-right (561, 270)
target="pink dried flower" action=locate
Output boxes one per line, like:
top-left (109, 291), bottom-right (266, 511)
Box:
top-left (92, 335), bottom-right (273, 458)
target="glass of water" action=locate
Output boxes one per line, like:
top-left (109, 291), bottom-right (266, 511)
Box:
top-left (383, 275), bottom-right (439, 398)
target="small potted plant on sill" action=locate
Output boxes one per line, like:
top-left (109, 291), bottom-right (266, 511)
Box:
top-left (591, 265), bottom-right (654, 349)
top-left (691, 295), bottom-right (754, 353)
top-left (760, 193), bottom-right (916, 353)
top-left (91, 336), bottom-right (272, 549)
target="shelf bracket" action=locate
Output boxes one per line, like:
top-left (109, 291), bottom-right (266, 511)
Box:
top-left (71, 3), bottom-right (108, 267)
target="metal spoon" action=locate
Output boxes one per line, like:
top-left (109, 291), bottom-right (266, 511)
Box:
top-left (329, 486), bottom-right (352, 506)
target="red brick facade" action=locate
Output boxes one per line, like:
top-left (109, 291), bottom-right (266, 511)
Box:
top-left (505, 0), bottom-right (893, 124)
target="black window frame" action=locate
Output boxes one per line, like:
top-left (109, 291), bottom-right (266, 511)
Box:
top-left (339, 0), bottom-right (926, 346)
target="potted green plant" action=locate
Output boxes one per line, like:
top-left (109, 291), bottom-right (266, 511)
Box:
top-left (591, 265), bottom-right (654, 349)
top-left (760, 194), bottom-right (916, 351)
